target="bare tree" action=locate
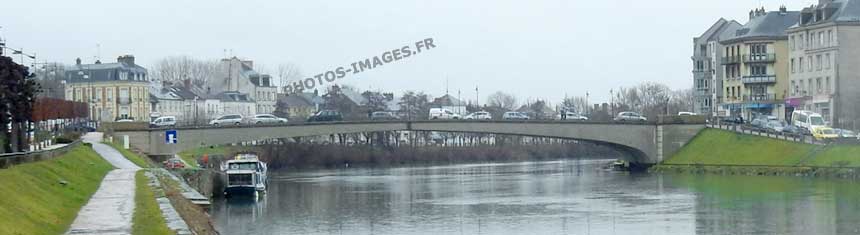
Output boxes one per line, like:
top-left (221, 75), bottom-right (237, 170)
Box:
top-left (150, 56), bottom-right (219, 86)
top-left (278, 63), bottom-right (303, 93)
top-left (561, 96), bottom-right (588, 114)
top-left (486, 91), bottom-right (518, 111)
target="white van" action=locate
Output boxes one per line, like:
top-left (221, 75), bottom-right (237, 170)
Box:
top-left (428, 108), bottom-right (461, 120)
top-left (150, 116), bottom-right (177, 128)
top-left (791, 110), bottom-right (826, 132)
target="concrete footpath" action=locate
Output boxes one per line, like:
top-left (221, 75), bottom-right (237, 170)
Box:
top-left (67, 133), bottom-right (141, 235)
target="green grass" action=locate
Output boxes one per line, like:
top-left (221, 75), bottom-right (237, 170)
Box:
top-left (804, 145), bottom-right (860, 167)
top-left (105, 141), bottom-right (153, 168)
top-left (663, 128), bottom-right (817, 166)
top-left (0, 145), bottom-right (114, 235)
top-left (132, 171), bottom-right (174, 235)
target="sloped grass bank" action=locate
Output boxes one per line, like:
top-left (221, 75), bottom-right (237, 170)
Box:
top-left (654, 129), bottom-right (860, 177)
top-left (0, 145), bottom-right (113, 234)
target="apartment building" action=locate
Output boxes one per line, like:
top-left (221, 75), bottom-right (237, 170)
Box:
top-left (720, 7), bottom-right (799, 121)
top-left (65, 55), bottom-right (150, 122)
top-left (692, 18), bottom-right (742, 116)
top-left (786, 0), bottom-right (860, 128)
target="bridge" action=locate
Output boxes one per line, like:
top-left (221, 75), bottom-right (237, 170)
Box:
top-left (110, 119), bottom-right (705, 165)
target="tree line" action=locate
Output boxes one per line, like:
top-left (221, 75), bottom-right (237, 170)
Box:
top-left (0, 55), bottom-right (40, 153)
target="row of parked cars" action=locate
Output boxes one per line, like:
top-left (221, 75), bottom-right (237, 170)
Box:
top-left (726, 111), bottom-right (858, 141)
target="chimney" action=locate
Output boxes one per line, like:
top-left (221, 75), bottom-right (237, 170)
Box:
top-left (75, 57), bottom-right (81, 65)
top-left (313, 89), bottom-right (319, 96)
top-left (183, 79), bottom-right (191, 89)
top-left (117, 55), bottom-right (135, 66)
top-left (779, 5), bottom-right (787, 14)
top-left (95, 60), bottom-right (101, 64)
top-left (750, 10), bottom-right (755, 19)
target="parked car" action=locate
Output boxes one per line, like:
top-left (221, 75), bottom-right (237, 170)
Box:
top-left (502, 112), bottom-right (529, 120)
top-left (163, 158), bottom-right (185, 169)
top-left (677, 112), bottom-right (697, 116)
top-left (428, 108), bottom-right (461, 120)
top-left (209, 114), bottom-right (244, 126)
top-left (150, 116), bottom-right (177, 128)
top-left (791, 110), bottom-right (827, 134)
top-left (116, 118), bottom-right (134, 122)
top-left (812, 127), bottom-right (839, 140)
top-left (370, 111), bottom-right (400, 121)
top-left (782, 124), bottom-right (804, 136)
top-left (557, 112), bottom-right (588, 121)
top-left (720, 116), bottom-right (744, 124)
top-left (613, 112), bottom-right (646, 122)
top-left (307, 110), bottom-right (343, 122)
top-left (835, 129), bottom-right (858, 139)
top-left (251, 114), bottom-right (288, 124)
top-left (750, 115), bottom-right (777, 129)
top-left (765, 120), bottom-right (785, 133)
top-left (465, 111), bottom-right (492, 120)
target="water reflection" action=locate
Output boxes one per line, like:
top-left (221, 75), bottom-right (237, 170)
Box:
top-left (211, 160), bottom-right (860, 235)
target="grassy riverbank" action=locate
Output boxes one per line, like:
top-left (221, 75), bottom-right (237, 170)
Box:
top-left (178, 145), bottom-right (231, 168)
top-left (654, 129), bottom-right (860, 176)
top-left (106, 141), bottom-right (154, 168)
top-left (0, 145), bottom-right (113, 234)
top-left (133, 171), bottom-right (174, 235)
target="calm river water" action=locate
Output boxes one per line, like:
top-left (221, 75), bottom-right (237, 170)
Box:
top-left (211, 160), bottom-right (860, 235)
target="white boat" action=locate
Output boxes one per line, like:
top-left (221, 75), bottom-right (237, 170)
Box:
top-left (221, 153), bottom-right (268, 196)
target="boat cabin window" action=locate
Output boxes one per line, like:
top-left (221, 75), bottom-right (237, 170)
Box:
top-left (229, 162), bottom-right (258, 170)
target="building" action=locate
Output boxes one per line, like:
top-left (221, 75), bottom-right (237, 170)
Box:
top-left (208, 57), bottom-right (277, 115)
top-left (720, 7), bottom-right (800, 121)
top-left (431, 94), bottom-right (467, 115)
top-left (692, 18), bottom-right (742, 116)
top-left (786, 0), bottom-right (860, 128)
top-left (276, 93), bottom-right (317, 121)
top-left (148, 81), bottom-right (185, 121)
top-left (211, 91), bottom-right (256, 118)
top-left (65, 55), bottom-right (149, 122)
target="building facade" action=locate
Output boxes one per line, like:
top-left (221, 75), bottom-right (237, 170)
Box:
top-left (786, 0), bottom-right (860, 128)
top-left (720, 7), bottom-right (799, 121)
top-left (210, 57), bottom-right (277, 115)
top-left (692, 18), bottom-right (742, 116)
top-left (65, 55), bottom-right (150, 122)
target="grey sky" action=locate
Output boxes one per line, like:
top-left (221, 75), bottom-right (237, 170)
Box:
top-left (2, 0), bottom-right (812, 104)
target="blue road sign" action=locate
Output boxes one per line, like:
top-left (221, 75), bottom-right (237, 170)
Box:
top-left (166, 130), bottom-right (178, 144)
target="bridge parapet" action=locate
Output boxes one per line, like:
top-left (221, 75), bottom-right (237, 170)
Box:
top-left (112, 120), bottom-right (704, 165)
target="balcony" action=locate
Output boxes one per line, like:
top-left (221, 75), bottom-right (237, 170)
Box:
top-left (117, 97), bottom-right (132, 105)
top-left (743, 94), bottom-right (777, 102)
top-left (741, 75), bottom-right (776, 84)
top-left (720, 56), bottom-right (741, 65)
top-left (743, 53), bottom-right (776, 63)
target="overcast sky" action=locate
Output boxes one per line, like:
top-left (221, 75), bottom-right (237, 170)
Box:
top-left (2, 0), bottom-right (813, 104)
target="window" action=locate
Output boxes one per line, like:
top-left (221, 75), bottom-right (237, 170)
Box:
top-left (808, 56), bottom-right (813, 71)
top-left (816, 55), bottom-right (822, 71)
top-left (819, 32), bottom-right (824, 47)
top-left (829, 30), bottom-right (834, 45)
top-left (800, 80), bottom-right (805, 95)
top-left (799, 57), bottom-right (804, 72)
top-left (825, 53), bottom-right (831, 69)
top-left (790, 36), bottom-right (795, 51)
top-left (826, 77), bottom-right (831, 93)
top-left (791, 80), bottom-right (797, 96)
top-left (799, 35), bottom-right (805, 49)
top-left (751, 65), bottom-right (767, 75)
top-left (808, 78), bottom-right (813, 95)
top-left (816, 77), bottom-right (822, 94)
top-left (791, 58), bottom-right (795, 73)
top-left (95, 88), bottom-right (102, 101)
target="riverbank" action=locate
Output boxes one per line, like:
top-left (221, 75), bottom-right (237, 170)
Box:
top-left (652, 128), bottom-right (860, 177)
top-left (0, 145), bottom-right (113, 234)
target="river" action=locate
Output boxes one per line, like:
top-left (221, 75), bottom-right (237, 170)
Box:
top-left (211, 159), bottom-right (860, 235)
